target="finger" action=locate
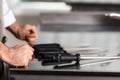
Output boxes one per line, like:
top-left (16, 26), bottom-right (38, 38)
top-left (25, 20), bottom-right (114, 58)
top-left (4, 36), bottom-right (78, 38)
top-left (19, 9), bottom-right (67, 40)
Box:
top-left (29, 53), bottom-right (34, 61)
top-left (27, 41), bottom-right (34, 47)
top-left (25, 26), bottom-right (38, 41)
top-left (28, 37), bottom-right (37, 43)
top-left (23, 44), bottom-right (34, 51)
top-left (29, 43), bottom-right (34, 47)
top-left (26, 34), bottom-right (38, 39)
top-left (23, 56), bottom-right (29, 67)
top-left (24, 63), bottom-right (28, 67)
top-left (27, 45), bottom-right (34, 51)
top-left (29, 50), bottom-right (34, 57)
top-left (24, 54), bottom-right (33, 67)
top-left (29, 56), bottom-right (32, 61)
top-left (25, 32), bottom-right (38, 42)
top-left (27, 30), bottom-right (34, 36)
top-left (26, 31), bottom-right (38, 39)
top-left (26, 52), bottom-right (33, 61)
top-left (26, 26), bottom-right (37, 35)
top-left (26, 35), bottom-right (38, 41)
top-left (27, 29), bottom-right (38, 37)
top-left (26, 38), bottom-right (37, 46)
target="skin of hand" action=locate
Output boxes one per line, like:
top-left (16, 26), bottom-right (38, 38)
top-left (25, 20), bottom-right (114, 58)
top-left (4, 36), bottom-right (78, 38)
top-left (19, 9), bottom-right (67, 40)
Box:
top-left (18, 24), bottom-right (38, 46)
top-left (7, 22), bottom-right (38, 46)
top-left (0, 42), bottom-right (34, 67)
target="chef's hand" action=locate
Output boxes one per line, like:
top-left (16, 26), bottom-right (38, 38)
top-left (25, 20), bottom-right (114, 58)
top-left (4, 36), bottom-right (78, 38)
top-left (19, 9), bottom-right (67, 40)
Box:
top-left (0, 43), bottom-right (34, 67)
top-left (7, 22), bottom-right (38, 46)
top-left (18, 24), bottom-right (38, 46)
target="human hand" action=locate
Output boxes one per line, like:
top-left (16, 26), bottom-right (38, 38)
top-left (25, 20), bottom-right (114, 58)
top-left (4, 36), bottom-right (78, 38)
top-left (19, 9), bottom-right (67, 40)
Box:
top-left (0, 44), bottom-right (34, 67)
top-left (18, 24), bottom-right (38, 46)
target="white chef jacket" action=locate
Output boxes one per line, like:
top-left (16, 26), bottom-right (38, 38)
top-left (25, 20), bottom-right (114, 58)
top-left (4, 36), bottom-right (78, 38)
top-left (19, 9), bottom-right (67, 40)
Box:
top-left (3, 0), bottom-right (16, 27)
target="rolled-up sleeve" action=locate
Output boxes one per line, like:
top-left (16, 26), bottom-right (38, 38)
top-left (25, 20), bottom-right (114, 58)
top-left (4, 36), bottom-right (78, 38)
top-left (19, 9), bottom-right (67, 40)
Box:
top-left (3, 0), bottom-right (16, 27)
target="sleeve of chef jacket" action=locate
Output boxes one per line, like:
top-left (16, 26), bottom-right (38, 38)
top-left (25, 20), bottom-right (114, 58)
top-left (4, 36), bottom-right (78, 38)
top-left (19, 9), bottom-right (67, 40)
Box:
top-left (3, 0), bottom-right (16, 27)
